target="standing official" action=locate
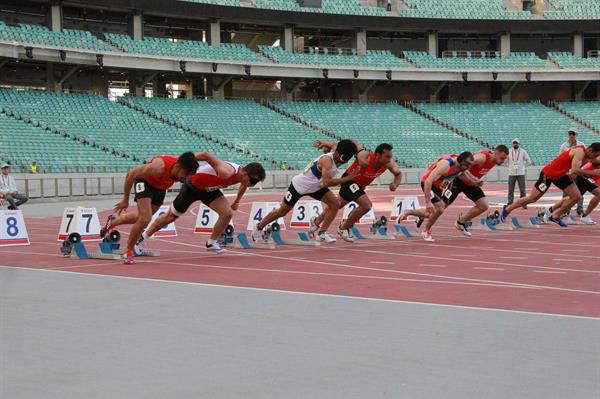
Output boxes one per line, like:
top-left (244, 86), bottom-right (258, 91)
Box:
top-left (507, 138), bottom-right (532, 207)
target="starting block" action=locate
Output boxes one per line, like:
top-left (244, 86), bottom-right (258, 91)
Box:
top-left (393, 221), bottom-right (419, 238)
top-left (471, 218), bottom-right (493, 231)
top-left (233, 232), bottom-right (276, 250)
top-left (60, 232), bottom-right (160, 260)
top-left (564, 215), bottom-right (584, 225)
top-left (271, 231), bottom-right (320, 247)
top-left (350, 225), bottom-right (396, 240)
top-left (511, 217), bottom-right (540, 229)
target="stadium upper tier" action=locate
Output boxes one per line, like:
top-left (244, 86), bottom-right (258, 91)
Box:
top-left (404, 51), bottom-right (548, 70)
top-left (0, 90), bottom-right (259, 169)
top-left (399, 0), bottom-right (532, 19)
top-left (554, 102), bottom-right (600, 131)
top-left (544, 0), bottom-right (600, 19)
top-left (269, 101), bottom-right (482, 167)
top-left (105, 34), bottom-right (269, 63)
top-left (412, 102), bottom-right (599, 165)
top-left (547, 52), bottom-right (600, 69)
top-left (120, 97), bottom-right (331, 168)
top-left (259, 46), bottom-right (408, 69)
top-left (252, 0), bottom-right (387, 16)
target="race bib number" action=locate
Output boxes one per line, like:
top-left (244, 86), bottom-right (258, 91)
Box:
top-left (538, 182), bottom-right (547, 192)
top-left (443, 189), bottom-right (453, 199)
top-left (349, 183), bottom-right (360, 193)
top-left (285, 191), bottom-right (293, 202)
top-left (135, 182), bottom-right (146, 194)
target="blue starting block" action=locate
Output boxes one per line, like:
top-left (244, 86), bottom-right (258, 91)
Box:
top-left (350, 226), bottom-right (395, 240)
top-left (512, 217), bottom-right (539, 229)
top-left (270, 231), bottom-right (320, 246)
top-left (393, 224), bottom-right (415, 238)
top-left (234, 233), bottom-right (276, 250)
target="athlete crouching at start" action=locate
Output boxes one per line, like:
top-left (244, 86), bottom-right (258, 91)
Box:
top-left (134, 153), bottom-right (266, 258)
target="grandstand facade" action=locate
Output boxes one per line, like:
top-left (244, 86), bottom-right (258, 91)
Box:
top-left (0, 0), bottom-right (599, 171)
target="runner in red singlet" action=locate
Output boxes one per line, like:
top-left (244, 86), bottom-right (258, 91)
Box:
top-left (451, 145), bottom-right (509, 236)
top-left (312, 142), bottom-right (402, 242)
top-left (545, 160), bottom-right (600, 225)
top-left (138, 152), bottom-right (266, 255)
top-left (501, 142), bottom-right (600, 226)
top-left (106, 152), bottom-right (199, 264)
top-left (403, 151), bottom-right (475, 242)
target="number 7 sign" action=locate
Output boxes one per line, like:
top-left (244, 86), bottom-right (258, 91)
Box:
top-left (57, 207), bottom-right (101, 241)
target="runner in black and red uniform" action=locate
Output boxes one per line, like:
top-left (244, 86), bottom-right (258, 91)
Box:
top-left (312, 142), bottom-right (402, 242)
top-left (106, 152), bottom-right (199, 264)
top-left (500, 142), bottom-right (600, 226)
top-left (136, 152), bottom-right (266, 256)
top-left (403, 151), bottom-right (475, 242)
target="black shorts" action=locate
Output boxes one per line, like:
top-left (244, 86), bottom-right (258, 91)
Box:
top-left (420, 182), bottom-right (452, 205)
top-left (575, 175), bottom-right (598, 194)
top-left (534, 172), bottom-right (573, 193)
top-left (283, 183), bottom-right (330, 207)
top-left (171, 181), bottom-right (224, 216)
top-left (133, 180), bottom-right (166, 207)
top-left (448, 178), bottom-right (486, 204)
top-left (339, 181), bottom-right (366, 203)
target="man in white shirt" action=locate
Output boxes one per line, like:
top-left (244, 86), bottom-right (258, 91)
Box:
top-left (507, 138), bottom-right (532, 206)
top-left (559, 127), bottom-right (585, 216)
top-left (0, 164), bottom-right (28, 210)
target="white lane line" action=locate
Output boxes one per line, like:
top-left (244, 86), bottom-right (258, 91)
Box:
top-left (514, 247), bottom-right (539, 251)
top-left (370, 261), bottom-right (395, 265)
top-left (419, 264), bottom-right (447, 268)
top-left (325, 258), bottom-right (349, 262)
top-left (532, 270), bottom-right (567, 274)
top-left (553, 258), bottom-right (583, 262)
top-left (562, 249), bottom-right (589, 253)
top-left (407, 252), bottom-right (429, 256)
top-left (454, 254), bottom-right (478, 258)
top-left (500, 256), bottom-right (529, 260)
top-left (474, 267), bottom-right (505, 271)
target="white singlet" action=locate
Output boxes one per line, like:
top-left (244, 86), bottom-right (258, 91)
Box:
top-left (291, 152), bottom-right (339, 195)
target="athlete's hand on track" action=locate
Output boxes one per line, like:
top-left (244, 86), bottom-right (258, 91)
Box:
top-left (113, 199), bottom-right (129, 214)
top-left (389, 182), bottom-right (397, 191)
top-left (231, 200), bottom-right (240, 211)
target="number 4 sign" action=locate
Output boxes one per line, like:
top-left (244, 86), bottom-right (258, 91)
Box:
top-left (0, 210), bottom-right (30, 246)
top-left (57, 207), bottom-right (101, 241)
top-left (246, 202), bottom-right (286, 231)
top-left (390, 196), bottom-right (420, 222)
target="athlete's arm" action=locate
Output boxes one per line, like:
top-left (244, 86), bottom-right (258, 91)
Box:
top-left (458, 153), bottom-right (483, 185)
top-left (569, 148), bottom-right (588, 177)
top-left (114, 158), bottom-right (165, 213)
top-left (231, 185), bottom-right (247, 211)
top-left (423, 160), bottom-right (450, 206)
top-left (388, 161), bottom-right (402, 191)
top-left (320, 156), bottom-right (357, 187)
top-left (313, 140), bottom-right (336, 153)
top-left (356, 149), bottom-right (371, 168)
top-left (195, 152), bottom-right (234, 179)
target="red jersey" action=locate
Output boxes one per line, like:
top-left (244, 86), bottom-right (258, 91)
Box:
top-left (345, 152), bottom-right (387, 189)
top-left (463, 150), bottom-right (497, 186)
top-left (421, 155), bottom-right (462, 189)
top-left (542, 145), bottom-right (586, 179)
top-left (583, 162), bottom-right (600, 185)
top-left (144, 155), bottom-right (179, 190)
top-left (189, 162), bottom-right (241, 191)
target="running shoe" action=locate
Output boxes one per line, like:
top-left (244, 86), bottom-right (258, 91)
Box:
top-left (548, 216), bottom-right (568, 227)
top-left (251, 222), bottom-right (264, 242)
top-left (133, 236), bottom-right (147, 256)
top-left (499, 205), bottom-right (509, 223)
top-left (337, 225), bottom-right (355, 243)
top-left (415, 217), bottom-right (424, 231)
top-left (308, 216), bottom-right (320, 238)
top-left (122, 250), bottom-right (135, 265)
top-left (100, 214), bottom-right (115, 238)
top-left (580, 215), bottom-right (597, 225)
top-left (317, 231), bottom-right (336, 243)
top-left (421, 230), bottom-right (435, 242)
top-left (206, 241), bottom-right (227, 254)
top-left (454, 220), bottom-right (472, 237)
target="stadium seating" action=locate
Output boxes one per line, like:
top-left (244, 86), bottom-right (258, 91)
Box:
top-left (179, 0), bottom-right (241, 6)
top-left (0, 111), bottom-right (133, 173)
top-left (399, 0), bottom-right (532, 19)
top-left (269, 100), bottom-right (482, 167)
top-left (105, 33), bottom-right (268, 63)
top-left (544, 0), bottom-right (600, 19)
top-left (121, 97), bottom-right (332, 169)
top-left (404, 51), bottom-right (548, 69)
top-left (0, 23), bottom-right (116, 52)
top-left (0, 89), bottom-right (261, 169)
top-left (258, 46), bottom-right (408, 69)
top-left (252, 0), bottom-right (387, 16)
top-left (547, 52), bottom-right (600, 69)
top-left (412, 102), bottom-right (599, 164)
top-left (554, 102), bottom-right (600, 131)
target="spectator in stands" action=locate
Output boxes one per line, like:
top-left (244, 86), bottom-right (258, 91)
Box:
top-left (0, 164), bottom-right (28, 210)
top-left (29, 160), bottom-right (38, 174)
top-left (560, 127), bottom-right (585, 216)
top-left (280, 161), bottom-right (289, 171)
top-left (507, 138), bottom-right (532, 207)
top-left (387, 0), bottom-right (392, 11)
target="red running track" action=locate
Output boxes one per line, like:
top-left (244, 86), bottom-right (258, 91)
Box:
top-left (2, 184), bottom-right (599, 318)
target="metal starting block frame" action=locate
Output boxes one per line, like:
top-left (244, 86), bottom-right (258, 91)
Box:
top-left (471, 217), bottom-right (514, 231)
top-left (71, 241), bottom-right (161, 260)
top-left (233, 233), bottom-right (276, 249)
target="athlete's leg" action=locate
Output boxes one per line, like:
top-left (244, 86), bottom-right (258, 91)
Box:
top-left (208, 196), bottom-right (234, 241)
top-left (403, 207), bottom-right (433, 219)
top-left (124, 198), bottom-right (154, 253)
top-left (110, 211), bottom-right (139, 228)
top-left (145, 208), bottom-right (177, 237)
top-left (340, 194), bottom-right (371, 230)
top-left (551, 183), bottom-right (582, 219)
top-left (318, 191), bottom-right (340, 232)
top-left (314, 193), bottom-right (344, 227)
top-left (257, 201), bottom-right (292, 230)
top-left (458, 197), bottom-right (489, 224)
top-left (583, 187), bottom-right (600, 217)
top-left (505, 187), bottom-right (544, 214)
top-left (422, 201), bottom-right (445, 231)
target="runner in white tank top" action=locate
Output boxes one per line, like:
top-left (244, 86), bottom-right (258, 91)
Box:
top-left (252, 139), bottom-right (359, 243)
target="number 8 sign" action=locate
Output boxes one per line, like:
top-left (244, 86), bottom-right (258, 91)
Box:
top-left (0, 210), bottom-right (30, 246)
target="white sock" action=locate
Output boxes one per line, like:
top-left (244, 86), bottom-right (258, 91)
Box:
top-left (142, 232), bottom-right (149, 241)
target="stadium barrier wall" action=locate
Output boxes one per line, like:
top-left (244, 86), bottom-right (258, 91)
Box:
top-left (10, 167), bottom-right (543, 201)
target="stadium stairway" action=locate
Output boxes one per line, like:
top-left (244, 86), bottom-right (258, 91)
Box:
top-left (547, 101), bottom-right (600, 135)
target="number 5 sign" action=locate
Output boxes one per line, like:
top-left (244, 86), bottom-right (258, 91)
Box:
top-left (57, 207), bottom-right (101, 241)
top-left (0, 210), bottom-right (30, 246)
top-left (194, 204), bottom-right (229, 234)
